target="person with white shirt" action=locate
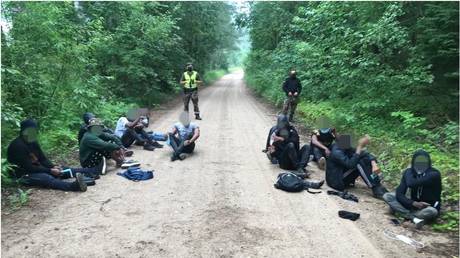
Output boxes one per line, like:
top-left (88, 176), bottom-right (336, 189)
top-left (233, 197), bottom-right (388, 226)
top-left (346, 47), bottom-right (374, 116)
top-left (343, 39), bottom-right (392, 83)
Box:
top-left (168, 112), bottom-right (200, 161)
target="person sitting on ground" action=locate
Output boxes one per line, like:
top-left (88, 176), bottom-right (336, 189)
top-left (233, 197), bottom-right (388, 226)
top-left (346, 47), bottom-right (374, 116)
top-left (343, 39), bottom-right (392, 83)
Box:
top-left (80, 118), bottom-right (137, 172)
top-left (168, 111), bottom-right (200, 161)
top-left (265, 114), bottom-right (310, 179)
top-left (77, 113), bottom-right (134, 157)
top-left (383, 150), bottom-right (441, 229)
top-left (326, 134), bottom-right (388, 199)
top-left (114, 113), bottom-right (162, 151)
top-left (7, 119), bottom-right (92, 192)
top-left (310, 128), bottom-right (336, 170)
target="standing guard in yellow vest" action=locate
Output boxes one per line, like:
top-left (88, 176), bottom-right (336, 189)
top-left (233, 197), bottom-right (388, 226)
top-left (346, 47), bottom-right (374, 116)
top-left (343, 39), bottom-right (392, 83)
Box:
top-left (180, 63), bottom-right (203, 120)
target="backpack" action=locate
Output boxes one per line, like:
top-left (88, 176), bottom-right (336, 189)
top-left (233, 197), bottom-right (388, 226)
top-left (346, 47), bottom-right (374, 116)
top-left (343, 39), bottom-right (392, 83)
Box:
top-left (274, 172), bottom-right (305, 192)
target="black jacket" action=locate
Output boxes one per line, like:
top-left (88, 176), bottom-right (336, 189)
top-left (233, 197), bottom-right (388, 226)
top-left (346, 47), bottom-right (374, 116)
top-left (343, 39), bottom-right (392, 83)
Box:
top-left (282, 77), bottom-right (302, 96)
top-left (7, 136), bottom-right (54, 178)
top-left (266, 125), bottom-right (300, 156)
top-left (396, 150), bottom-right (442, 211)
top-left (326, 144), bottom-right (375, 191)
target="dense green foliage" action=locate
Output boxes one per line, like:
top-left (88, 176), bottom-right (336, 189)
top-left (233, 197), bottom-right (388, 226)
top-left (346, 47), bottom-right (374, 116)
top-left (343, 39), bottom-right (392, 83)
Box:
top-left (243, 2), bottom-right (459, 230)
top-left (1, 2), bottom-right (237, 163)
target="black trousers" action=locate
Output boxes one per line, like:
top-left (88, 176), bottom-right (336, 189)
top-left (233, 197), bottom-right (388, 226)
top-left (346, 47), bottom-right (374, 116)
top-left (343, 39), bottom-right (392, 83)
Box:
top-left (276, 143), bottom-right (310, 170)
top-left (169, 133), bottom-right (195, 157)
top-left (310, 145), bottom-right (326, 162)
top-left (342, 155), bottom-right (378, 188)
top-left (121, 127), bottom-right (151, 148)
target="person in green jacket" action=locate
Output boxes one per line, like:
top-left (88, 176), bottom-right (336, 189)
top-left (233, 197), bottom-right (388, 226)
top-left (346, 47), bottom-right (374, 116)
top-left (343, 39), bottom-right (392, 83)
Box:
top-left (79, 119), bottom-right (126, 172)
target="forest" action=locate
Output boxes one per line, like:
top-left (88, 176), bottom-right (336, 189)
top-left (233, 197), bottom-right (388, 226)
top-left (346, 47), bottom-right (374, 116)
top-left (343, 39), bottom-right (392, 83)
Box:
top-left (241, 1), bottom-right (458, 231)
top-left (1, 1), bottom-right (458, 232)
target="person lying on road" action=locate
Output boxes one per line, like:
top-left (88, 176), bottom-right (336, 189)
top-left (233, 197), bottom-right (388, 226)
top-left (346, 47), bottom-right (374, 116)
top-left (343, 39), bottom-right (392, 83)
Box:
top-left (310, 127), bottom-right (336, 170)
top-left (383, 150), bottom-right (441, 229)
top-left (169, 111), bottom-right (200, 161)
top-left (325, 134), bottom-right (388, 199)
top-left (7, 119), bottom-right (94, 192)
top-left (265, 114), bottom-right (310, 179)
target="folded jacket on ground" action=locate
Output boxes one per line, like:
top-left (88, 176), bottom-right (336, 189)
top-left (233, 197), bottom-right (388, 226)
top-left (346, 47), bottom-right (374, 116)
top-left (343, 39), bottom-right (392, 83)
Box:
top-left (117, 167), bottom-right (154, 181)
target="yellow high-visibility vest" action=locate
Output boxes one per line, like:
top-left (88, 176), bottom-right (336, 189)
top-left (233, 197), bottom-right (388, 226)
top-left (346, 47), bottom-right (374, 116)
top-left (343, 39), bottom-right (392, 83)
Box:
top-left (183, 71), bottom-right (198, 89)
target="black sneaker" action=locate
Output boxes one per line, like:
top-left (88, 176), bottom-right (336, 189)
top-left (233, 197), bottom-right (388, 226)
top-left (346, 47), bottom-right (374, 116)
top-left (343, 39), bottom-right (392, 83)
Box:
top-left (151, 142), bottom-right (163, 148)
top-left (372, 184), bottom-right (388, 199)
top-left (75, 173), bottom-right (87, 192)
top-left (143, 144), bottom-right (155, 151)
top-left (195, 115), bottom-right (202, 120)
top-left (171, 154), bottom-right (178, 162)
top-left (83, 176), bottom-right (96, 186)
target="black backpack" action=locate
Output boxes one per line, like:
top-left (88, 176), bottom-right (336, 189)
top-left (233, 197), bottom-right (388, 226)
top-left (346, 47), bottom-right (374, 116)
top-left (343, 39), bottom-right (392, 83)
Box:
top-left (274, 172), bottom-right (305, 192)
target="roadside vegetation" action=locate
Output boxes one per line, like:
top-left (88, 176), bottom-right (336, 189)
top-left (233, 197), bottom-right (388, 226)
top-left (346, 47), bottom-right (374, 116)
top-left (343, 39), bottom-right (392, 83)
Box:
top-left (240, 2), bottom-right (459, 231)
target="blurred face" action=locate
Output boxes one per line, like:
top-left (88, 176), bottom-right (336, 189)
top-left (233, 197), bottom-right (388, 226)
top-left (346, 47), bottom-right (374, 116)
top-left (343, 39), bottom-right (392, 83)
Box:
top-left (90, 125), bottom-right (103, 136)
top-left (290, 70), bottom-right (296, 78)
top-left (336, 134), bottom-right (352, 150)
top-left (22, 127), bottom-right (38, 143)
top-left (187, 65), bottom-right (193, 72)
top-left (413, 155), bottom-right (430, 175)
top-left (179, 112), bottom-right (191, 128)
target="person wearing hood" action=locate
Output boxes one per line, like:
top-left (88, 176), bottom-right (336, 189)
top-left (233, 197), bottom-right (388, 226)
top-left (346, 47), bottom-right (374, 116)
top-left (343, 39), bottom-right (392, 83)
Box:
top-left (383, 150), bottom-right (441, 228)
top-left (7, 119), bottom-right (92, 192)
top-left (282, 70), bottom-right (302, 121)
top-left (168, 111), bottom-right (200, 161)
top-left (310, 127), bottom-right (336, 170)
top-left (80, 118), bottom-right (138, 171)
top-left (265, 114), bottom-right (311, 179)
top-left (180, 63), bottom-right (203, 120)
top-left (326, 134), bottom-right (388, 199)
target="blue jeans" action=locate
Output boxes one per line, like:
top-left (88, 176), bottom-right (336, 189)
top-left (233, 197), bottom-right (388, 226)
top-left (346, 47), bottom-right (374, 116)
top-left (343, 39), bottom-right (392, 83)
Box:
top-left (20, 167), bottom-right (95, 191)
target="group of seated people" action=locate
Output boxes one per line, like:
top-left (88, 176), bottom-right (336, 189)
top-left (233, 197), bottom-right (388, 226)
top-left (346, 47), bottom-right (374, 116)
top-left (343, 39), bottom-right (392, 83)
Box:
top-left (6, 111), bottom-right (200, 192)
top-left (265, 114), bottom-right (442, 228)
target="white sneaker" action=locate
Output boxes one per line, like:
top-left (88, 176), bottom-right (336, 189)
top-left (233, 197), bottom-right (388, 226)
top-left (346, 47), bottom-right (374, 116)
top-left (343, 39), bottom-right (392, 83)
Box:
top-left (121, 160), bottom-right (141, 169)
top-left (413, 217), bottom-right (425, 229)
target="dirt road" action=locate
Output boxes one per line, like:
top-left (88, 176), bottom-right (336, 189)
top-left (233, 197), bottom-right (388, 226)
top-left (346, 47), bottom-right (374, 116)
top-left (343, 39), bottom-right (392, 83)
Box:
top-left (2, 72), bottom-right (457, 257)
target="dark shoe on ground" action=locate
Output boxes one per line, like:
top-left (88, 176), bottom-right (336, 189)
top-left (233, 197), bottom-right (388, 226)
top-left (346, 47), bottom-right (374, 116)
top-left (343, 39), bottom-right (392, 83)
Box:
top-left (151, 141), bottom-right (163, 148)
top-left (75, 173), bottom-right (87, 192)
top-left (171, 154), bottom-right (178, 162)
top-left (195, 115), bottom-right (202, 120)
top-left (178, 153), bottom-right (187, 160)
top-left (121, 160), bottom-right (141, 169)
top-left (304, 180), bottom-right (324, 189)
top-left (318, 157), bottom-right (326, 170)
top-left (83, 176), bottom-right (96, 186)
top-left (143, 144), bottom-right (156, 151)
top-left (124, 150), bottom-right (134, 157)
top-left (372, 184), bottom-right (389, 199)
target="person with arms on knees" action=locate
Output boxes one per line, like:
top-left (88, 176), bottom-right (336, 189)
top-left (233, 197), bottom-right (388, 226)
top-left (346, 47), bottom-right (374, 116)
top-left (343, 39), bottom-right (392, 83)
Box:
top-left (114, 113), bottom-right (162, 151)
top-left (310, 127), bottom-right (336, 170)
top-left (7, 119), bottom-right (93, 192)
top-left (169, 112), bottom-right (200, 161)
top-left (383, 150), bottom-right (441, 228)
top-left (180, 63), bottom-right (203, 120)
top-left (326, 134), bottom-right (388, 199)
top-left (282, 70), bottom-right (302, 122)
top-left (265, 115), bottom-right (311, 179)
top-left (80, 119), bottom-right (138, 172)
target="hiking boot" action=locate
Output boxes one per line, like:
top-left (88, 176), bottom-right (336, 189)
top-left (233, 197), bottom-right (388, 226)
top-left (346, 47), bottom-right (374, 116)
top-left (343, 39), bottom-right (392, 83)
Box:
top-left (318, 157), bottom-right (326, 170)
top-left (124, 150), bottom-right (134, 157)
top-left (178, 153), bottom-right (187, 160)
top-left (413, 217), bottom-right (425, 229)
top-left (143, 144), bottom-right (155, 151)
top-left (121, 160), bottom-right (141, 169)
top-left (304, 180), bottom-right (324, 189)
top-left (75, 173), bottom-right (87, 192)
top-left (195, 114), bottom-right (202, 120)
top-left (151, 141), bottom-right (163, 148)
top-left (372, 184), bottom-right (389, 199)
